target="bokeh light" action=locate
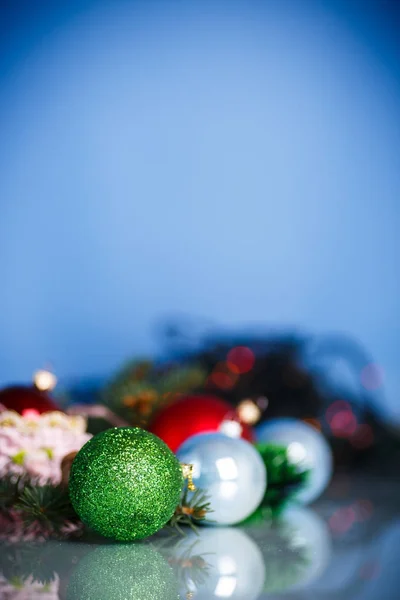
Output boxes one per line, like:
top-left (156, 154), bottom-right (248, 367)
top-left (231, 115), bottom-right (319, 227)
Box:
top-left (208, 362), bottom-right (238, 390)
top-left (256, 396), bottom-right (269, 411)
top-left (326, 400), bottom-right (358, 438)
top-left (237, 399), bottom-right (261, 425)
top-left (219, 419), bottom-right (243, 439)
top-left (330, 410), bottom-right (358, 437)
top-left (287, 441), bottom-right (308, 465)
top-left (360, 363), bottom-right (384, 391)
top-left (226, 347), bottom-right (255, 374)
top-left (328, 506), bottom-right (357, 535)
top-left (33, 369), bottom-right (57, 391)
top-left (21, 408), bottom-right (40, 419)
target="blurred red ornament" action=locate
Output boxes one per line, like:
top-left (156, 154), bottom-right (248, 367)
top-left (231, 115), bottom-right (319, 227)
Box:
top-left (0, 385), bottom-right (60, 414)
top-left (0, 370), bottom-right (60, 414)
top-left (148, 394), bottom-right (254, 452)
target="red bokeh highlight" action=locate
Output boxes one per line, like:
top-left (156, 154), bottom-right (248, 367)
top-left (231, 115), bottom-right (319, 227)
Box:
top-left (208, 362), bottom-right (238, 390)
top-left (21, 408), bottom-right (41, 419)
top-left (226, 346), bottom-right (255, 374)
top-left (330, 410), bottom-right (358, 437)
top-left (329, 505), bottom-right (356, 535)
top-left (326, 400), bottom-right (351, 423)
top-left (149, 394), bottom-right (254, 452)
top-left (326, 400), bottom-right (358, 438)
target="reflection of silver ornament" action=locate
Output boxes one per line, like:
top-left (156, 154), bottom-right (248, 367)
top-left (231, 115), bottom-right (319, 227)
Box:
top-left (245, 506), bottom-right (331, 593)
top-left (278, 506), bottom-right (332, 590)
top-left (256, 419), bottom-right (333, 504)
top-left (177, 433), bottom-right (266, 525)
top-left (170, 527), bottom-right (265, 600)
top-left (281, 506), bottom-right (331, 590)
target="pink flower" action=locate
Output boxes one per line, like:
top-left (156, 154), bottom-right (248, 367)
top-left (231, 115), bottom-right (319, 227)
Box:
top-left (0, 410), bottom-right (92, 484)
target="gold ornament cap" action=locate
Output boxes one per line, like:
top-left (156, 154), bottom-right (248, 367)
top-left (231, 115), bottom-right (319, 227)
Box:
top-left (180, 463), bottom-right (196, 491)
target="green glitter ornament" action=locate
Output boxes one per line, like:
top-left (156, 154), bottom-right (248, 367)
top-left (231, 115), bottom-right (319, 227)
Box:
top-left (67, 544), bottom-right (179, 600)
top-left (69, 427), bottom-right (183, 541)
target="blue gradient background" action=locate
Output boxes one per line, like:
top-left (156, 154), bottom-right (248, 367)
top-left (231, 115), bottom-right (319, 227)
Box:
top-left (0, 0), bottom-right (399, 417)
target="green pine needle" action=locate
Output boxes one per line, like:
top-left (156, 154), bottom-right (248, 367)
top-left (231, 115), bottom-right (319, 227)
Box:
top-left (16, 483), bottom-right (79, 532)
top-left (1, 476), bottom-right (212, 540)
top-left (167, 487), bottom-right (212, 535)
top-left (1, 476), bottom-right (80, 537)
top-left (256, 443), bottom-right (311, 511)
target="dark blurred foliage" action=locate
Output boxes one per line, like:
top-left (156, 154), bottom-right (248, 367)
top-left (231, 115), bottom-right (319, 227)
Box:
top-left (158, 318), bottom-right (400, 474)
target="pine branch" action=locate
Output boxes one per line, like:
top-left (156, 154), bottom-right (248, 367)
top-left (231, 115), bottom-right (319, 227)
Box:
top-left (1, 476), bottom-right (212, 541)
top-left (167, 487), bottom-right (212, 535)
top-left (1, 476), bottom-right (81, 538)
top-left (256, 443), bottom-right (311, 511)
top-left (16, 483), bottom-right (79, 532)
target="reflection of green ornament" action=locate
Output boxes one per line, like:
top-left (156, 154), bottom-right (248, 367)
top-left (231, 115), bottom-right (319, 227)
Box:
top-left (67, 545), bottom-right (179, 600)
top-left (69, 428), bottom-right (183, 541)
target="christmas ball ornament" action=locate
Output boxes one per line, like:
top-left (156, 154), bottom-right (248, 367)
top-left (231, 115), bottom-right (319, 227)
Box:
top-left (0, 370), bottom-right (60, 416)
top-left (0, 385), bottom-right (59, 415)
top-left (149, 394), bottom-right (254, 452)
top-left (256, 419), bottom-right (333, 504)
top-left (69, 427), bottom-right (183, 540)
top-left (171, 527), bottom-right (265, 600)
top-left (67, 544), bottom-right (178, 600)
top-left (176, 432), bottom-right (266, 525)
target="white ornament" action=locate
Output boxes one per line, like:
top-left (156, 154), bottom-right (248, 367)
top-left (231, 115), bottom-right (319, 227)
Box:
top-left (176, 432), bottom-right (266, 525)
top-left (171, 527), bottom-right (265, 600)
top-left (256, 418), bottom-right (333, 504)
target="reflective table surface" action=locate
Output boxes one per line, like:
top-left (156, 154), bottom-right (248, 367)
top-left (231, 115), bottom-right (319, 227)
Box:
top-left (1, 475), bottom-right (399, 600)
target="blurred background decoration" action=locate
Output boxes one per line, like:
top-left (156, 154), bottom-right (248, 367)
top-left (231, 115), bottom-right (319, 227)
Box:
top-left (1, 0), bottom-right (399, 479)
top-left (93, 320), bottom-right (400, 477)
top-left (1, 321), bottom-right (400, 483)
top-left (0, 0), bottom-right (399, 423)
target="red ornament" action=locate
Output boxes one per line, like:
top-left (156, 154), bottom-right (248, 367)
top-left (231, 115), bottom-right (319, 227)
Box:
top-left (149, 394), bottom-right (254, 452)
top-left (0, 385), bottom-right (60, 414)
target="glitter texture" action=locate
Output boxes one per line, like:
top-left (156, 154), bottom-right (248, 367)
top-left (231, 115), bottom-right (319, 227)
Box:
top-left (69, 427), bottom-right (183, 540)
top-left (67, 544), bottom-right (179, 600)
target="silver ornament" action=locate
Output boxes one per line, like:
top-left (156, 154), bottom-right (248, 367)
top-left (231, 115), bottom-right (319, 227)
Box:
top-left (256, 418), bottom-right (333, 504)
top-left (177, 432), bottom-right (266, 525)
